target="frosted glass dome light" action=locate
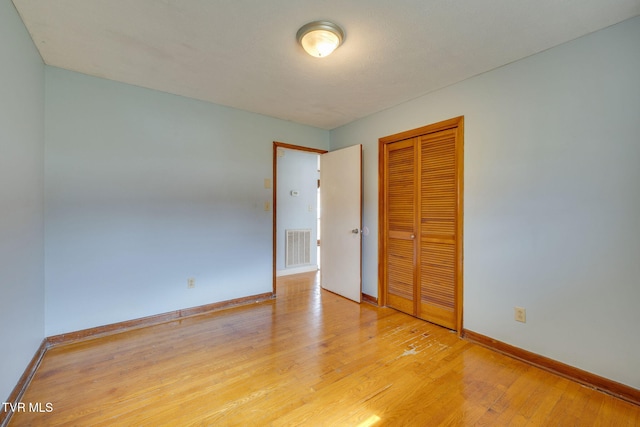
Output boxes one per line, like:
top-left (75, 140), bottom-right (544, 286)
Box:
top-left (297, 21), bottom-right (345, 58)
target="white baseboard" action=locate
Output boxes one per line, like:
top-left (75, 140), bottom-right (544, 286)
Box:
top-left (276, 265), bottom-right (319, 277)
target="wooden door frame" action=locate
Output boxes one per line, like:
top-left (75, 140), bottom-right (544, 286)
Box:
top-left (377, 116), bottom-right (464, 333)
top-left (272, 142), bottom-right (328, 295)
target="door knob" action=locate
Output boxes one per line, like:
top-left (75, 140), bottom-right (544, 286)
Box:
top-left (410, 234), bottom-right (415, 239)
top-left (352, 228), bottom-right (360, 234)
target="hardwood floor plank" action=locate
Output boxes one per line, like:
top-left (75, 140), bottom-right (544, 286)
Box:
top-left (8, 272), bottom-right (640, 426)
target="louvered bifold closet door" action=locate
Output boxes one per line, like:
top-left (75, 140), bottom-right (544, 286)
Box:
top-left (418, 129), bottom-right (458, 329)
top-left (384, 138), bottom-right (417, 315)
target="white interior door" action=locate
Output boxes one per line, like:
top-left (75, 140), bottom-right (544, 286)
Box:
top-left (320, 144), bottom-right (362, 302)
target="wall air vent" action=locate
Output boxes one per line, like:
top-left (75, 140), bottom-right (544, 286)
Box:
top-left (285, 229), bottom-right (311, 267)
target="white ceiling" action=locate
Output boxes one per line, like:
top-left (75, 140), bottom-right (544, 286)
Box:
top-left (12, 0), bottom-right (640, 130)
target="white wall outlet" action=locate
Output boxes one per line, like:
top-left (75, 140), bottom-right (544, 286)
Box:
top-left (514, 306), bottom-right (526, 323)
top-left (187, 278), bottom-right (195, 289)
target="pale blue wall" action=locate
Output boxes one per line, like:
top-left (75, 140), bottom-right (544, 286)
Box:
top-left (0, 0), bottom-right (45, 402)
top-left (330, 17), bottom-right (640, 388)
top-left (276, 149), bottom-right (320, 273)
top-left (44, 67), bottom-right (329, 335)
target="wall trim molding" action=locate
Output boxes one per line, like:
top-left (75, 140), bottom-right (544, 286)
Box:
top-left (0, 339), bottom-right (48, 427)
top-left (47, 292), bottom-right (274, 348)
top-left (362, 293), bottom-right (378, 306)
top-left (462, 329), bottom-right (640, 407)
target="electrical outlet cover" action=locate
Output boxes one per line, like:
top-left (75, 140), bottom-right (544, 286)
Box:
top-left (514, 306), bottom-right (526, 323)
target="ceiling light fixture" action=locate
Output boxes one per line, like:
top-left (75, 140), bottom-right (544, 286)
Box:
top-left (296, 21), bottom-right (344, 58)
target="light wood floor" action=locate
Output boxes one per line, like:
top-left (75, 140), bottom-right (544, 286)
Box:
top-left (10, 272), bottom-right (640, 426)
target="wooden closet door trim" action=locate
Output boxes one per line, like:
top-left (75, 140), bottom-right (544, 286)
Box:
top-left (378, 116), bottom-right (464, 334)
top-left (378, 138), bottom-right (387, 307)
top-left (454, 120), bottom-right (464, 333)
top-left (379, 116), bottom-right (462, 144)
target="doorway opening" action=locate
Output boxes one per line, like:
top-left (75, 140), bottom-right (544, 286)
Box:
top-left (272, 142), bottom-right (327, 295)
